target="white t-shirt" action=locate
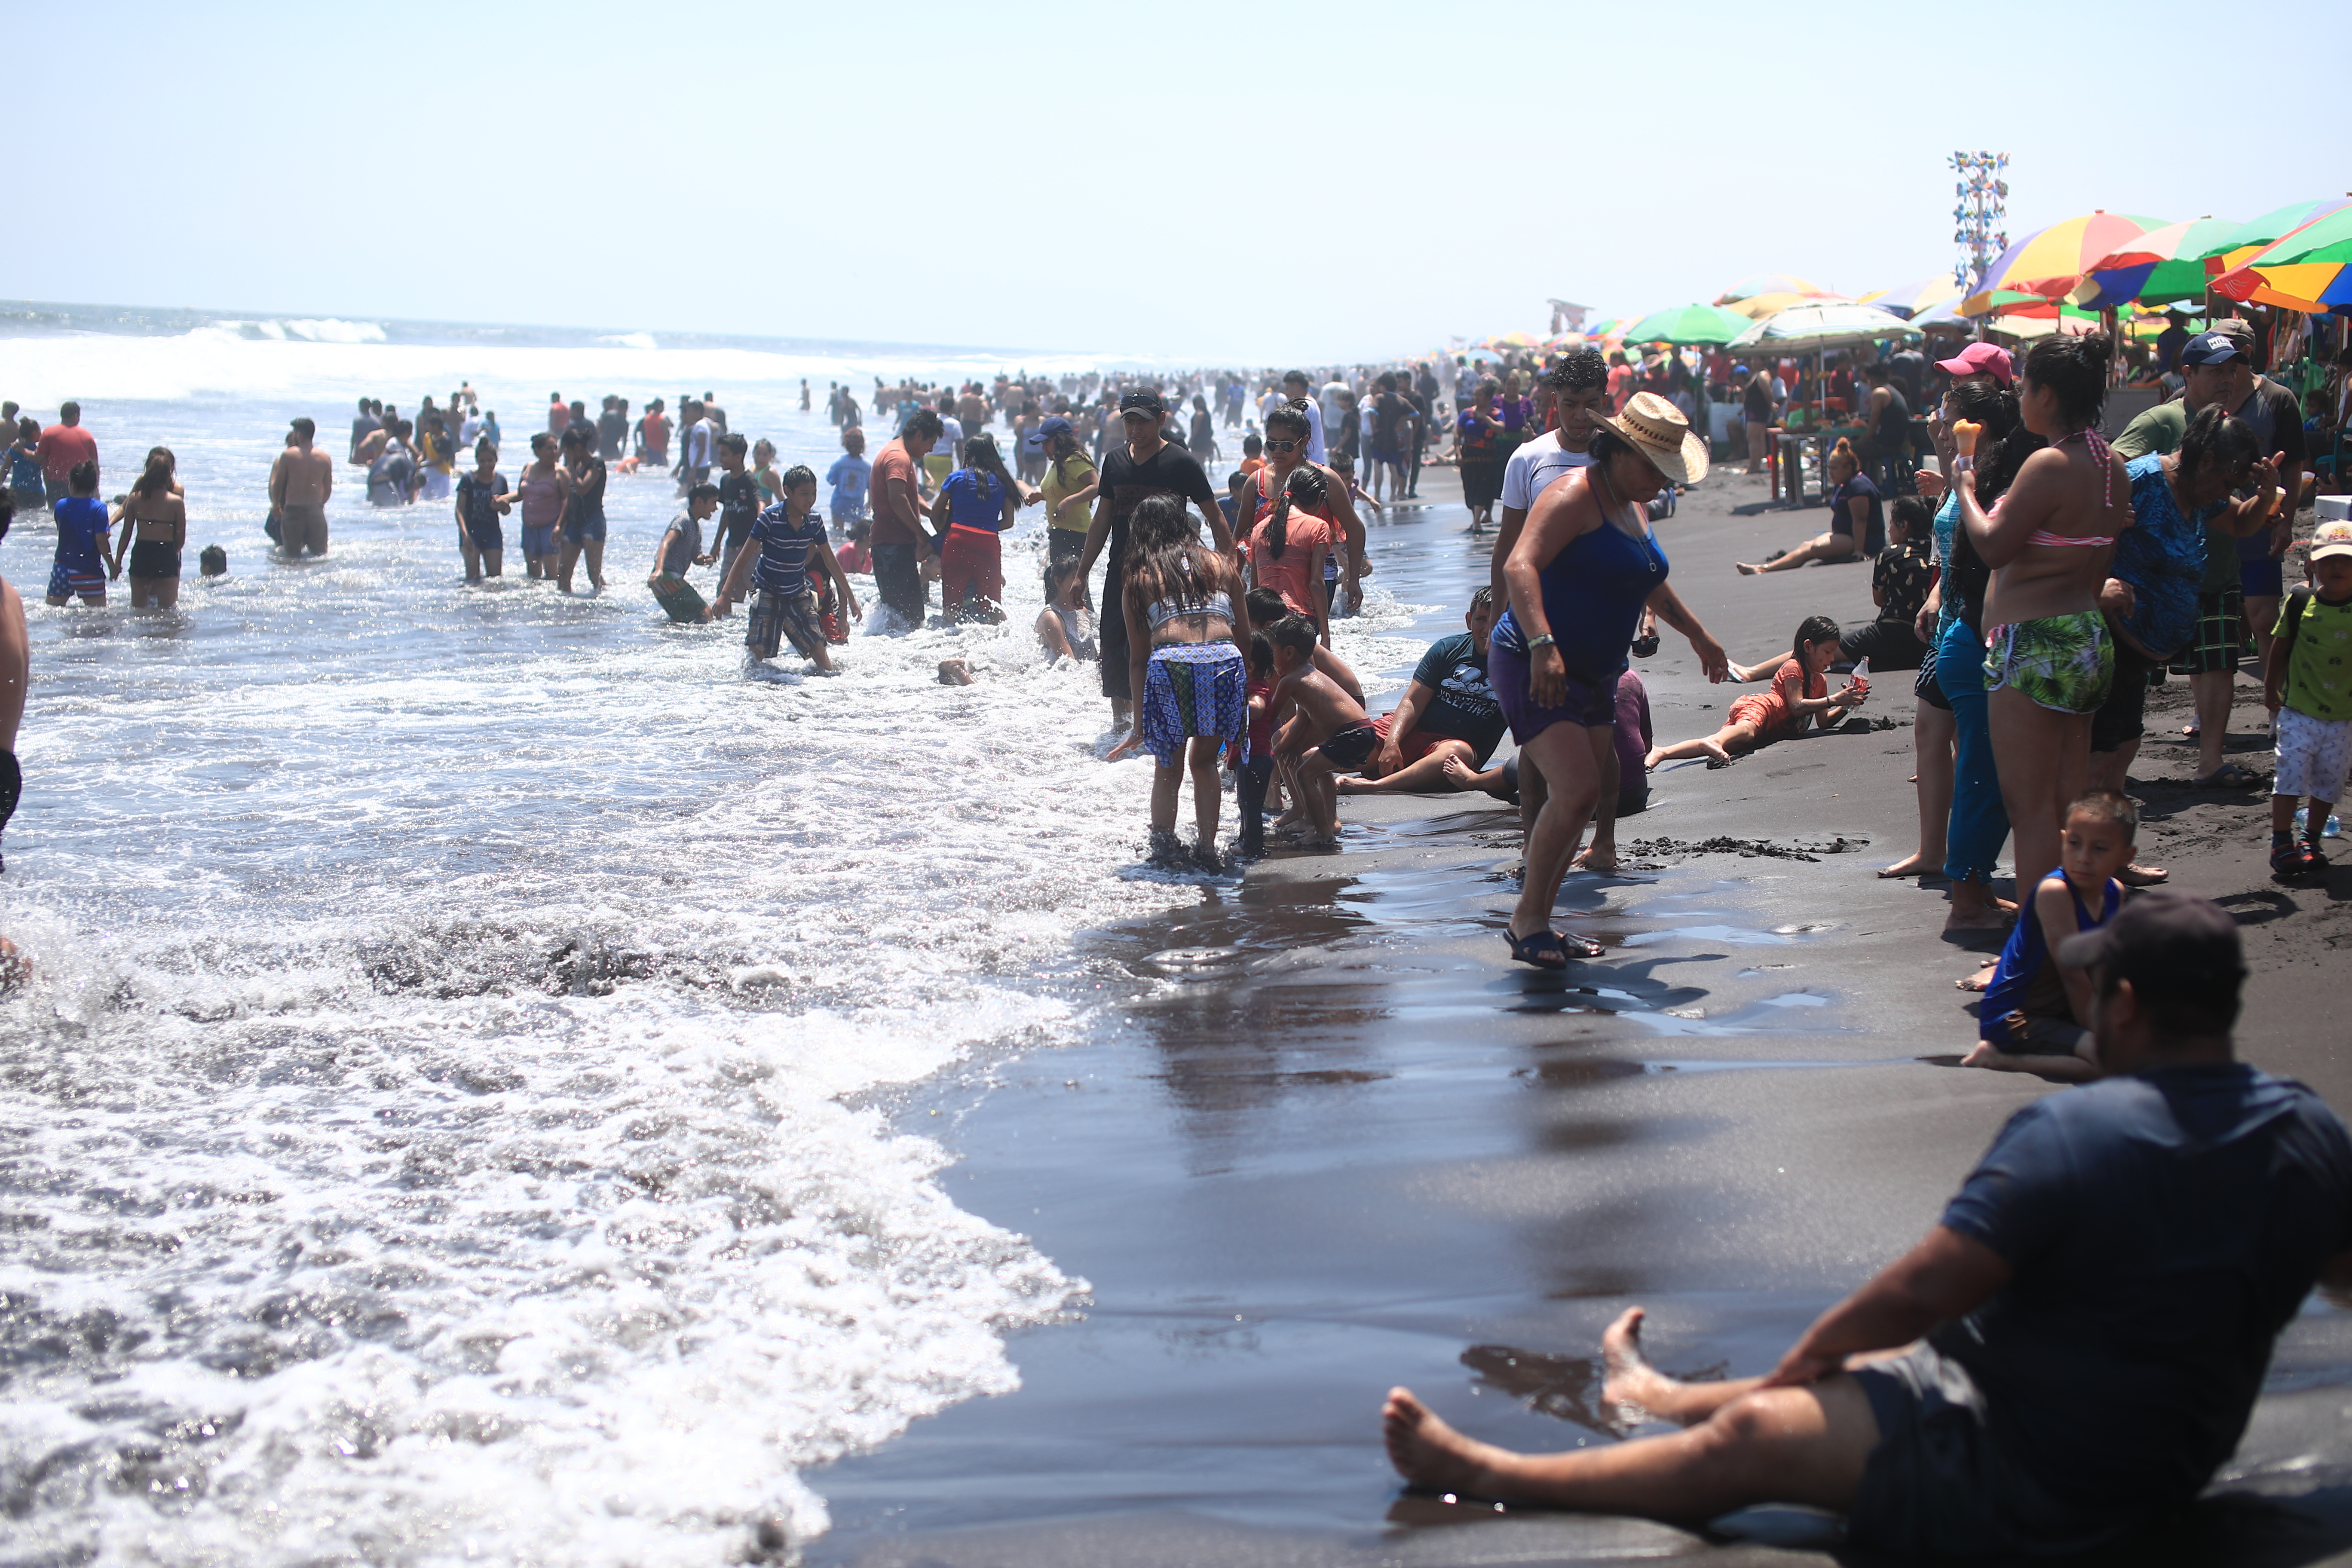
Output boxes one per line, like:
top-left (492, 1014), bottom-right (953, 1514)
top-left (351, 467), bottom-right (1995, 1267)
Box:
top-left (938, 416), bottom-right (965, 449)
top-left (1319, 380), bottom-right (1348, 432)
top-left (1302, 397), bottom-right (1328, 465)
top-left (1499, 429), bottom-right (1594, 513)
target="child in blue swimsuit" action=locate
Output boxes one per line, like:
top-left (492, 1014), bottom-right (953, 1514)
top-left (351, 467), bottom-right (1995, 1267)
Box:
top-left (1962, 789), bottom-right (2135, 1080)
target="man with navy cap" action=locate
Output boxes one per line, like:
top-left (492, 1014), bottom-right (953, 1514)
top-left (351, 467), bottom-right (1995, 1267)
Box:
top-left (1381, 890), bottom-right (2352, 1558)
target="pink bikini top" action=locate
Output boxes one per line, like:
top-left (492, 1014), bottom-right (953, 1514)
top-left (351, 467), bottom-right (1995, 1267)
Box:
top-left (2022, 427), bottom-right (2118, 549)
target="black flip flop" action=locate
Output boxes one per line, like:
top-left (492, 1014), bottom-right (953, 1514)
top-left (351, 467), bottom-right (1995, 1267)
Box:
top-left (1506, 929), bottom-right (1571, 969)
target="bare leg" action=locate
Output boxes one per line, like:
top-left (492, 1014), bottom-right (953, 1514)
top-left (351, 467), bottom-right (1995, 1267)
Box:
top-left (1188, 735), bottom-right (1222, 847)
top-left (1735, 534), bottom-right (1856, 576)
top-left (584, 538), bottom-right (606, 591)
top-left (558, 539), bottom-right (582, 592)
top-left (1645, 721), bottom-right (1756, 770)
top-left (1381, 1378), bottom-right (1876, 1520)
top-left (1882, 699), bottom-right (1955, 876)
top-left (1945, 876), bottom-right (2009, 933)
top-left (1441, 754), bottom-right (1514, 800)
top-left (459, 535), bottom-right (483, 583)
top-left (482, 548), bottom-right (503, 580)
top-left (1149, 759), bottom-right (1182, 833)
top-left (1600, 1308), bottom-right (1764, 1427)
top-left (1575, 723), bottom-right (1623, 871)
top-left (1990, 689), bottom-right (2088, 895)
top-left (1510, 723), bottom-right (1607, 942)
top-left (2191, 670), bottom-right (2233, 778)
top-left (1338, 738), bottom-right (1476, 793)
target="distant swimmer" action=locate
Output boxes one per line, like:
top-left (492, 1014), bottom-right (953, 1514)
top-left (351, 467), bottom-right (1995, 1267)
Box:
top-left (547, 392), bottom-right (568, 436)
top-left (266, 419), bottom-right (331, 561)
top-left (47, 462), bottom-right (109, 606)
top-left (454, 437), bottom-right (512, 583)
top-left (350, 396), bottom-right (380, 463)
top-left (515, 433), bottom-right (571, 581)
top-left (0, 488), bottom-right (26, 869)
top-left (111, 447), bottom-right (187, 609)
top-left (557, 428), bottom-right (609, 594)
top-left (36, 402), bottom-right (98, 501)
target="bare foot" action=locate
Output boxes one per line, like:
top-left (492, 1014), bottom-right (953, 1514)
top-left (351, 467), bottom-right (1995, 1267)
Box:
top-left (1382, 1387), bottom-right (1512, 1496)
top-left (1877, 852), bottom-right (1939, 878)
top-left (1599, 1308), bottom-right (1678, 1423)
top-left (1957, 961), bottom-right (1996, 992)
top-left (1958, 1041), bottom-right (2009, 1069)
top-left (1734, 561), bottom-right (1760, 576)
top-left (1642, 747), bottom-right (1663, 771)
top-left (2118, 862), bottom-right (2168, 887)
top-left (1700, 739), bottom-right (1731, 764)
top-left (1573, 842), bottom-right (1618, 874)
top-left (1943, 901), bottom-right (2010, 934)
top-left (1440, 755), bottom-right (1481, 790)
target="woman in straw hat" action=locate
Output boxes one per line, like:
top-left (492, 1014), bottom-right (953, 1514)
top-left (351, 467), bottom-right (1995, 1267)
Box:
top-left (1489, 392), bottom-right (1730, 967)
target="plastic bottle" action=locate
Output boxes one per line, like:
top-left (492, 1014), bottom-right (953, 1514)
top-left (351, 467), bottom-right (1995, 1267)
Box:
top-left (2293, 806), bottom-right (2343, 839)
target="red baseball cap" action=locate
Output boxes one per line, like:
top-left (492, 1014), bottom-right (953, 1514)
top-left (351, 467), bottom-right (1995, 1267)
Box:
top-left (1935, 342), bottom-right (2013, 387)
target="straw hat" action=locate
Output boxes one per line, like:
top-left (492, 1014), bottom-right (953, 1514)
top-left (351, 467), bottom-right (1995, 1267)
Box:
top-left (1596, 392), bottom-right (1709, 487)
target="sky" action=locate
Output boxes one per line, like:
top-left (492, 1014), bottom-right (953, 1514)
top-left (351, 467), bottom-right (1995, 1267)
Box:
top-left (12, 0), bottom-right (2344, 367)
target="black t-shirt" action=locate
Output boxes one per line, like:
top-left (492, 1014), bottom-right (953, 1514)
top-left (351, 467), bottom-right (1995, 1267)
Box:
top-left (716, 471), bottom-right (762, 547)
top-left (1410, 632), bottom-right (1506, 765)
top-left (1373, 391), bottom-right (1412, 447)
top-left (2236, 378), bottom-right (2307, 465)
top-left (1096, 440), bottom-right (1220, 554)
top-left (596, 410), bottom-right (627, 459)
top-left (1934, 1064), bottom-right (2352, 1516)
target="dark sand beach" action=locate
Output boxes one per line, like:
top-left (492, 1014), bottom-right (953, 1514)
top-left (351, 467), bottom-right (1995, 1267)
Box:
top-left (811, 467), bottom-right (2352, 1568)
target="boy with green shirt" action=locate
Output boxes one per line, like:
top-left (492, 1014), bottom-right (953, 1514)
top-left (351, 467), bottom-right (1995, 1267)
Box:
top-left (2263, 520), bottom-right (2352, 879)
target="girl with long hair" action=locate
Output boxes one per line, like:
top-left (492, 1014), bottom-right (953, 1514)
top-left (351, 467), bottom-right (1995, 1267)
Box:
top-left (111, 447), bottom-right (187, 609)
top-left (935, 432), bottom-right (1027, 623)
top-left (1643, 614), bottom-right (1862, 767)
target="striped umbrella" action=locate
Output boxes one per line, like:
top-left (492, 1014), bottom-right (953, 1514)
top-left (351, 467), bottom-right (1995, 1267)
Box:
top-left (1715, 273), bottom-right (1826, 304)
top-left (2197, 197), bottom-right (2352, 280)
top-left (2069, 217), bottom-right (2240, 308)
top-left (1856, 274), bottom-right (1962, 319)
top-left (1960, 211), bottom-right (2164, 315)
top-left (1723, 290), bottom-right (1849, 320)
top-left (2212, 203), bottom-right (2352, 315)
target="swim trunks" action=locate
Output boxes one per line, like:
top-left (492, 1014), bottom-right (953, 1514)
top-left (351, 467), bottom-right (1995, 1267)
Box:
top-left (1320, 723), bottom-right (1378, 769)
top-left (652, 575), bottom-right (707, 625)
top-left (2169, 589), bottom-right (2242, 677)
top-left (46, 560), bottom-right (104, 600)
top-left (746, 587), bottom-right (827, 662)
top-left (278, 502), bottom-right (328, 556)
top-left (1139, 641), bottom-right (1248, 769)
top-left (1848, 1343), bottom-right (2129, 1557)
top-left (1983, 611), bottom-right (2112, 715)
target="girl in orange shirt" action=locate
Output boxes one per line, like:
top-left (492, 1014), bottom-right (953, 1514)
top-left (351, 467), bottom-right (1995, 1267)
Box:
top-left (1643, 614), bottom-right (1865, 768)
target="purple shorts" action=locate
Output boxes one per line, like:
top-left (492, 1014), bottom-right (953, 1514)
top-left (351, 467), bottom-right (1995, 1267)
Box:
top-left (1490, 637), bottom-right (1619, 743)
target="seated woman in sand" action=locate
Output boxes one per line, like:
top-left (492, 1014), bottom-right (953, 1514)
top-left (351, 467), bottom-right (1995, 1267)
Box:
top-left (1733, 439), bottom-right (1882, 575)
top-left (1643, 615), bottom-right (1864, 769)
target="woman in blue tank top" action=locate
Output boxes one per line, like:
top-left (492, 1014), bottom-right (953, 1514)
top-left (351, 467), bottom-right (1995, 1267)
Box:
top-left (1490, 393), bottom-right (1731, 967)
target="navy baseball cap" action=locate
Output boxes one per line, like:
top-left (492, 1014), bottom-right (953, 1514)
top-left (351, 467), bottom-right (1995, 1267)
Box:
top-left (1036, 416), bottom-right (1074, 442)
top-left (2056, 890), bottom-right (2245, 1004)
top-left (2179, 331), bottom-right (2242, 368)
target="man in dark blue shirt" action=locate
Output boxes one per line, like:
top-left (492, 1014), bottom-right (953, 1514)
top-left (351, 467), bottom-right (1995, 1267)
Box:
top-left (1381, 892), bottom-right (2352, 1556)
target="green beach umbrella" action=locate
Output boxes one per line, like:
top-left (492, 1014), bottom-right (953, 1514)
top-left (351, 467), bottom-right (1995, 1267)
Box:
top-left (1620, 303), bottom-right (1753, 346)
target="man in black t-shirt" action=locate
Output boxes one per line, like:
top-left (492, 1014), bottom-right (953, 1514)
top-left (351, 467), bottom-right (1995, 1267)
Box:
top-left (596, 397), bottom-right (628, 461)
top-left (1077, 388), bottom-right (1232, 723)
top-left (1384, 892), bottom-right (2352, 1558)
top-left (713, 433), bottom-right (763, 587)
top-left (1338, 588), bottom-right (1505, 794)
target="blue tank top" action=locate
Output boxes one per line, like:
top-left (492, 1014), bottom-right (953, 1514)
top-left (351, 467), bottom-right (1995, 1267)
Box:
top-left (1981, 871), bottom-right (2121, 1044)
top-left (1493, 514), bottom-right (1668, 682)
top-left (941, 469), bottom-right (1007, 531)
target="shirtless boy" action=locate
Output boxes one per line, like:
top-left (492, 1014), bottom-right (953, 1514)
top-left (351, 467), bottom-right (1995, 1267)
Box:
top-left (1268, 615), bottom-right (1375, 848)
top-left (270, 417), bottom-right (334, 557)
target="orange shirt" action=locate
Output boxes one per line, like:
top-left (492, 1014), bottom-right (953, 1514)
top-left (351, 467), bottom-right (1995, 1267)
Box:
top-left (869, 439), bottom-right (925, 547)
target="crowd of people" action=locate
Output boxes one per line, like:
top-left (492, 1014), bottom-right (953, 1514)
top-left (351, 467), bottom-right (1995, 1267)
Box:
top-left (4, 305), bottom-right (2349, 1558)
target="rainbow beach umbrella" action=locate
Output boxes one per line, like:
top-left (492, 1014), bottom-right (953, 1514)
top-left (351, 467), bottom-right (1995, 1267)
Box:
top-left (1856, 274), bottom-right (1962, 319)
top-left (2198, 197), bottom-right (2352, 280)
top-left (2069, 217), bottom-right (2239, 309)
top-left (2213, 203), bottom-right (2352, 315)
top-left (1960, 211), bottom-right (2163, 316)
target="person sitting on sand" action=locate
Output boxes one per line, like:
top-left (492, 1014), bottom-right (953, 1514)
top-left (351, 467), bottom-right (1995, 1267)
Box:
top-left (1035, 556), bottom-right (1096, 662)
top-left (1337, 586), bottom-right (1506, 796)
top-left (1267, 614), bottom-right (1374, 849)
top-left (1962, 789), bottom-right (2133, 1080)
top-left (1382, 891), bottom-right (2352, 1559)
top-left (1734, 439), bottom-right (1881, 574)
top-left (1645, 615), bottom-right (1862, 769)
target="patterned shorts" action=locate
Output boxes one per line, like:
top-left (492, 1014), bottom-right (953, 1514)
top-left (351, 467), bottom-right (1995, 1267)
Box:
top-left (47, 560), bottom-right (104, 600)
top-left (1984, 611), bottom-right (2112, 715)
top-left (2169, 588), bottom-right (2244, 677)
top-left (747, 587), bottom-right (826, 662)
top-left (1139, 641), bottom-right (1248, 769)
top-left (2275, 706), bottom-right (2352, 803)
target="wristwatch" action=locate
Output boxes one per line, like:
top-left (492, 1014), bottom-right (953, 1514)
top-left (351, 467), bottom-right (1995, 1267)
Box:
top-left (1527, 633), bottom-right (1556, 651)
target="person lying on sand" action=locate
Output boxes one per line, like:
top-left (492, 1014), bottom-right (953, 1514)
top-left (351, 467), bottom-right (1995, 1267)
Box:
top-left (1384, 894), bottom-right (2352, 1559)
top-left (1644, 616), bottom-right (1861, 770)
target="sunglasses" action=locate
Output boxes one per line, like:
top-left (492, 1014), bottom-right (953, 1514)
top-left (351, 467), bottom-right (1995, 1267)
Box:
top-left (1264, 438), bottom-right (1303, 453)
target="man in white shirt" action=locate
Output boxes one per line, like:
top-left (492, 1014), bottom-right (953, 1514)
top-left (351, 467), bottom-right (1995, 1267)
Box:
top-left (1320, 375), bottom-right (1349, 435)
top-left (1491, 349), bottom-right (1611, 607)
top-left (1280, 370), bottom-right (1329, 464)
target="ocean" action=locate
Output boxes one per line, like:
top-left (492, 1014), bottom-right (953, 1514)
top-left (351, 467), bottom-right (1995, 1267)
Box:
top-left (0, 305), bottom-right (1430, 1563)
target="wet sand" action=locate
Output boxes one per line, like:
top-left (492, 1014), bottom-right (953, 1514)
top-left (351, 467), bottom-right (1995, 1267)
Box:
top-left (809, 468), bottom-right (2352, 1567)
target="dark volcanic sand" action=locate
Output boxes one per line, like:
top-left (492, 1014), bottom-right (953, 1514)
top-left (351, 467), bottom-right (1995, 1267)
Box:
top-left (808, 468), bottom-right (2352, 1568)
